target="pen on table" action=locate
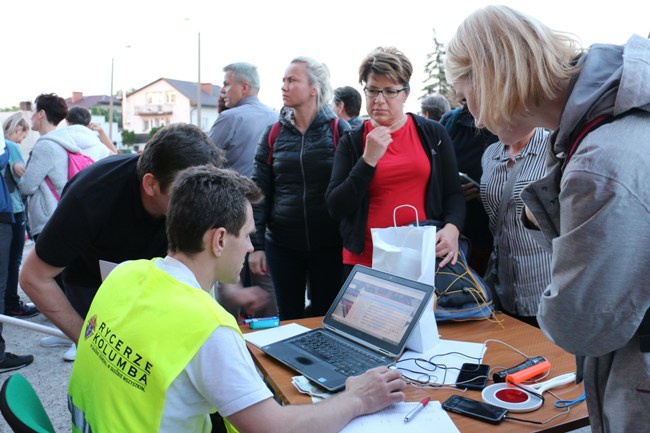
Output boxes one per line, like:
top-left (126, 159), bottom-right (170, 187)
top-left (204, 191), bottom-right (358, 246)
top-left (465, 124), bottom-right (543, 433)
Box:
top-left (404, 397), bottom-right (430, 423)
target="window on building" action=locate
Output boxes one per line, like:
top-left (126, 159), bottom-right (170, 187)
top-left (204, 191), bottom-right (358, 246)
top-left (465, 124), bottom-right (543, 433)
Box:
top-left (146, 91), bottom-right (163, 105)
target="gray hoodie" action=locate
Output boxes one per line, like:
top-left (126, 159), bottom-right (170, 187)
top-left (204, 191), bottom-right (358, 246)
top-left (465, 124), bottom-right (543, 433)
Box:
top-left (19, 128), bottom-right (83, 236)
top-left (522, 35), bottom-right (650, 433)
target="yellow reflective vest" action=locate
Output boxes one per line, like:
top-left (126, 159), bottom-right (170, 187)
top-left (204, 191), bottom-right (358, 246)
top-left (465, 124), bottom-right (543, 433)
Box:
top-left (68, 259), bottom-right (241, 432)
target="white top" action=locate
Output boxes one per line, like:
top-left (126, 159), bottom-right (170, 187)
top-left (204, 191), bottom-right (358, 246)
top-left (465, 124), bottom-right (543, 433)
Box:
top-left (154, 257), bottom-right (273, 433)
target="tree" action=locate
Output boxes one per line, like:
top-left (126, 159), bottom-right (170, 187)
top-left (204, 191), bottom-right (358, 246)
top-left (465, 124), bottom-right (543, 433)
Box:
top-left (421, 29), bottom-right (450, 100)
top-left (121, 129), bottom-right (136, 146)
top-left (91, 106), bottom-right (122, 128)
top-left (148, 126), bottom-right (162, 139)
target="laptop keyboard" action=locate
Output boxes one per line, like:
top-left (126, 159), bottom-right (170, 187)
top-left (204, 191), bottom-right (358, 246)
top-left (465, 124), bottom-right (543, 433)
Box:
top-left (290, 331), bottom-right (387, 377)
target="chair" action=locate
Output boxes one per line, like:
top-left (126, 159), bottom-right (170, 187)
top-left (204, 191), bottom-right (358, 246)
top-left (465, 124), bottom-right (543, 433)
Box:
top-left (0, 374), bottom-right (56, 433)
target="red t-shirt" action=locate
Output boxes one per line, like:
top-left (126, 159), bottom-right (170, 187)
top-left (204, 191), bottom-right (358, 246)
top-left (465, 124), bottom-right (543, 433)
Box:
top-left (343, 116), bottom-right (430, 266)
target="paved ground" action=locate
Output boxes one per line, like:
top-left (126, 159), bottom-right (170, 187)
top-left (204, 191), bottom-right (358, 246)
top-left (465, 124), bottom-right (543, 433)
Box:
top-left (0, 242), bottom-right (592, 433)
top-left (1, 243), bottom-right (72, 433)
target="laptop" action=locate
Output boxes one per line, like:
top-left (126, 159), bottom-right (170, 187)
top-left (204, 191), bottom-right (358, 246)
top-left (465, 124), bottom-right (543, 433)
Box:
top-left (261, 265), bottom-right (434, 392)
top-left (99, 260), bottom-right (118, 281)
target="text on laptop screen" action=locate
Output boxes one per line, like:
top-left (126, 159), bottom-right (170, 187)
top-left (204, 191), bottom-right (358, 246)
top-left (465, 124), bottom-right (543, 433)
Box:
top-left (330, 272), bottom-right (426, 345)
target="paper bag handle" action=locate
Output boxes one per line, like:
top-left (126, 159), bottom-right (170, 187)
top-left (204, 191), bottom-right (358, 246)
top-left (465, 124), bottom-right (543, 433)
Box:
top-left (393, 204), bottom-right (419, 227)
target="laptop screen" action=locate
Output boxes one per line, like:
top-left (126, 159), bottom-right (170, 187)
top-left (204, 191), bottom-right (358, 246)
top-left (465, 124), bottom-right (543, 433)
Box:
top-left (323, 265), bottom-right (433, 357)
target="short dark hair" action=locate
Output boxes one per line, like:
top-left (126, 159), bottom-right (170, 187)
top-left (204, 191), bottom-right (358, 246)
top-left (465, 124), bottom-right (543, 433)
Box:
top-left (35, 93), bottom-right (68, 126)
top-left (333, 86), bottom-right (362, 117)
top-left (167, 166), bottom-right (263, 254)
top-left (66, 107), bottom-right (92, 126)
top-left (358, 46), bottom-right (413, 87)
top-left (136, 123), bottom-right (224, 193)
top-left (421, 93), bottom-right (451, 121)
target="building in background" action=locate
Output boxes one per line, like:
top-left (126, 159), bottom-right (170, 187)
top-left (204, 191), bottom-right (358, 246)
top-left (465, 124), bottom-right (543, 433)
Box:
top-left (123, 78), bottom-right (220, 135)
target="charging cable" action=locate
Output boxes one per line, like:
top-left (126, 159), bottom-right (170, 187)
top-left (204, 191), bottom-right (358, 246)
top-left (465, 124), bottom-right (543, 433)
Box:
top-left (554, 391), bottom-right (586, 408)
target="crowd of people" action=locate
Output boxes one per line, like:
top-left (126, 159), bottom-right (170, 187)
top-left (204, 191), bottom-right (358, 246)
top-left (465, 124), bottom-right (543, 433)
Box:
top-left (2, 5), bottom-right (648, 432)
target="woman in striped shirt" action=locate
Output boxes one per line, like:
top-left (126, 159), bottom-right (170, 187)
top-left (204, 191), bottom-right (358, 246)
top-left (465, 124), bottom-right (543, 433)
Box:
top-left (480, 127), bottom-right (551, 325)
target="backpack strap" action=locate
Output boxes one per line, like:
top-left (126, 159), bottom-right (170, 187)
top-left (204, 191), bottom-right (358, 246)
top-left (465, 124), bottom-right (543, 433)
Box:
top-left (266, 122), bottom-right (282, 165)
top-left (44, 177), bottom-right (61, 201)
top-left (266, 118), bottom-right (341, 165)
top-left (331, 118), bottom-right (340, 147)
top-left (562, 114), bottom-right (612, 170)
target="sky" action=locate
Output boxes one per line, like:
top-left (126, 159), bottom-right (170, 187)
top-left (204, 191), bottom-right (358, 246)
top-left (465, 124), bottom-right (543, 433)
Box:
top-left (1, 0), bottom-right (647, 114)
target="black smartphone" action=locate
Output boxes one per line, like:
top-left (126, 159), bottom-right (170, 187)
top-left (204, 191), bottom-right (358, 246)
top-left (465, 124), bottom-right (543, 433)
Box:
top-left (442, 395), bottom-right (508, 424)
top-left (455, 363), bottom-right (490, 390)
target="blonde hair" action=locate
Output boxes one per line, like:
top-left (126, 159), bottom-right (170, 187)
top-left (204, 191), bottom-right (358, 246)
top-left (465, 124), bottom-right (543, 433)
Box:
top-left (290, 56), bottom-right (332, 111)
top-left (445, 5), bottom-right (581, 131)
top-left (3, 112), bottom-right (29, 138)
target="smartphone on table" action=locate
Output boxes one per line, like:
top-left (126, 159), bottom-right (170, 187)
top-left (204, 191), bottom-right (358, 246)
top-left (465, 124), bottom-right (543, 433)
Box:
top-left (442, 395), bottom-right (508, 424)
top-left (455, 363), bottom-right (490, 390)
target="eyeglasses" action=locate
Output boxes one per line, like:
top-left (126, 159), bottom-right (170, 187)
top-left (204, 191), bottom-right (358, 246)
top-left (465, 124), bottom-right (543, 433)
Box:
top-left (363, 87), bottom-right (408, 99)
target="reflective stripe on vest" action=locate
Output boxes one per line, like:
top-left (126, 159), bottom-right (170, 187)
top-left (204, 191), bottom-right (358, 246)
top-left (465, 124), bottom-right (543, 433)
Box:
top-left (69, 395), bottom-right (93, 433)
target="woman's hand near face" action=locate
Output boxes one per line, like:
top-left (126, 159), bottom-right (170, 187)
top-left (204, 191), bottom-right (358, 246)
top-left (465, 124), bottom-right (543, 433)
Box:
top-left (362, 126), bottom-right (393, 167)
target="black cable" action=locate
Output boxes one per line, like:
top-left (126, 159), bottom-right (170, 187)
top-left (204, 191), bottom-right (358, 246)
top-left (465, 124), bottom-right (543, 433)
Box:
top-left (504, 415), bottom-right (544, 424)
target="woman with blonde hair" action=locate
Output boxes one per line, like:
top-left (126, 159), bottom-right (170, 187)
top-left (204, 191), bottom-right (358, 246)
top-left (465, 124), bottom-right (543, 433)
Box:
top-left (250, 56), bottom-right (349, 319)
top-left (2, 113), bottom-right (38, 318)
top-left (327, 47), bottom-right (464, 279)
top-left (0, 119), bottom-right (34, 371)
top-left (445, 6), bottom-right (650, 432)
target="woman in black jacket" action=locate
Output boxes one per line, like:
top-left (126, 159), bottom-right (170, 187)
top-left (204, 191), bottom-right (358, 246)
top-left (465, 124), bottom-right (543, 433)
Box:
top-left (249, 56), bottom-right (349, 320)
top-left (326, 47), bottom-right (465, 279)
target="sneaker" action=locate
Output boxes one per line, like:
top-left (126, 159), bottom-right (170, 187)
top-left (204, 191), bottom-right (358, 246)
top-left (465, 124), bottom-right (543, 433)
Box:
top-left (4, 301), bottom-right (39, 318)
top-left (0, 353), bottom-right (34, 373)
top-left (63, 344), bottom-right (76, 362)
top-left (40, 335), bottom-right (72, 347)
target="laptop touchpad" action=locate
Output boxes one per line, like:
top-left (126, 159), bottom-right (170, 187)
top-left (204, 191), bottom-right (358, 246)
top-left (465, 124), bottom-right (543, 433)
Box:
top-left (295, 356), bottom-right (313, 365)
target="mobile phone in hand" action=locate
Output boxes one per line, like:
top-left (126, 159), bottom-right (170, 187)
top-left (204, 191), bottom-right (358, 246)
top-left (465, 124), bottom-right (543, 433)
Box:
top-left (442, 395), bottom-right (508, 424)
top-left (455, 363), bottom-right (490, 390)
top-left (459, 172), bottom-right (479, 187)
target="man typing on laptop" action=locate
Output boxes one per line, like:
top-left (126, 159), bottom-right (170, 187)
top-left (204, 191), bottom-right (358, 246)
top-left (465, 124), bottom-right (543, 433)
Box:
top-left (68, 166), bottom-right (405, 433)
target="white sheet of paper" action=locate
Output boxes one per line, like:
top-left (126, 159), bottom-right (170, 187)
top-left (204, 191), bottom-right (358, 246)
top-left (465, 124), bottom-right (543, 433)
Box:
top-left (339, 401), bottom-right (460, 433)
top-left (244, 323), bottom-right (311, 348)
top-left (398, 339), bottom-right (487, 385)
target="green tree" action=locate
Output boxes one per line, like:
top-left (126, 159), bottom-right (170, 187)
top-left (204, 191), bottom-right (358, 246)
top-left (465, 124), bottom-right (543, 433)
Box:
top-left (422, 29), bottom-right (450, 100)
top-left (90, 106), bottom-right (122, 128)
top-left (121, 129), bottom-right (136, 146)
top-left (0, 106), bottom-right (20, 112)
top-left (148, 126), bottom-right (163, 139)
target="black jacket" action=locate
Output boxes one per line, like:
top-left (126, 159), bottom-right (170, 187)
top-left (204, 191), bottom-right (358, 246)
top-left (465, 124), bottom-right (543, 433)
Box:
top-left (326, 113), bottom-right (465, 254)
top-left (252, 107), bottom-right (349, 251)
top-left (440, 106), bottom-right (498, 248)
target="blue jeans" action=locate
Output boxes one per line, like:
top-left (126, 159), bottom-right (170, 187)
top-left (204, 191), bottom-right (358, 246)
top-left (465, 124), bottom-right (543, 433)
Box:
top-left (265, 240), bottom-right (343, 320)
top-left (4, 212), bottom-right (25, 310)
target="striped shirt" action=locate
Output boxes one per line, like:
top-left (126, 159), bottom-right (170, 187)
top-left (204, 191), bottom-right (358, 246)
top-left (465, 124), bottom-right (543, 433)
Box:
top-left (480, 128), bottom-right (552, 316)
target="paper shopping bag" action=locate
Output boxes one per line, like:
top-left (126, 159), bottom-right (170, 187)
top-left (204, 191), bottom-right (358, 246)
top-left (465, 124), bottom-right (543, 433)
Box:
top-left (370, 205), bottom-right (439, 352)
top-left (370, 204), bottom-right (437, 285)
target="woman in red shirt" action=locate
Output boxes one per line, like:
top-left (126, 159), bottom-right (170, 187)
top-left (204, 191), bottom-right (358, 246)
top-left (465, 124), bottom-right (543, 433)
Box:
top-left (326, 47), bottom-right (465, 278)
